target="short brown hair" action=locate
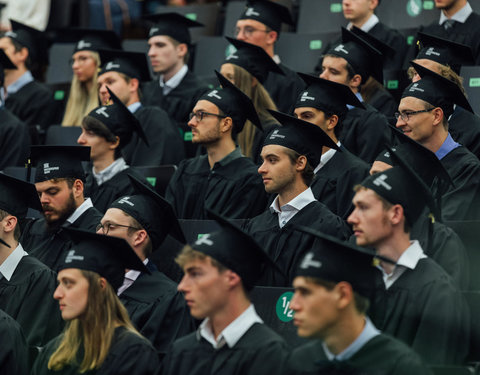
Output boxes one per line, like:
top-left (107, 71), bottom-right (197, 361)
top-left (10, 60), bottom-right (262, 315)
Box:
top-left (82, 116), bottom-right (122, 159)
top-left (175, 245), bottom-right (227, 272)
top-left (284, 149), bottom-right (315, 186)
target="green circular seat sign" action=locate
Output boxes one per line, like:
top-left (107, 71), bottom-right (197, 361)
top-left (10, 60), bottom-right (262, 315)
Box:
top-left (276, 291), bottom-right (294, 322)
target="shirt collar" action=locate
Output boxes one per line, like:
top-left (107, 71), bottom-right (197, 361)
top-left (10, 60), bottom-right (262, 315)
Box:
top-left (314, 141), bottom-right (341, 174)
top-left (92, 157), bottom-right (129, 185)
top-left (347, 92), bottom-right (364, 110)
top-left (436, 133), bottom-right (460, 160)
top-left (272, 54), bottom-right (281, 64)
top-left (159, 64), bottom-right (188, 91)
top-left (347, 14), bottom-right (379, 32)
top-left (6, 71), bottom-right (34, 95)
top-left (213, 147), bottom-right (243, 169)
top-left (66, 198), bottom-right (94, 224)
top-left (395, 240), bottom-right (427, 269)
top-left (322, 317), bottom-right (380, 361)
top-left (439, 1), bottom-right (472, 24)
top-left (0, 243), bottom-right (28, 281)
top-left (127, 101), bottom-right (142, 114)
top-left (198, 304), bottom-right (263, 349)
top-left (270, 187), bottom-right (316, 214)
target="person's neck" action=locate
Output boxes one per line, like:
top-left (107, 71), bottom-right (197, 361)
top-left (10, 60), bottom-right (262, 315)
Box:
top-left (323, 311), bottom-right (366, 355)
top-left (265, 46), bottom-right (275, 59)
top-left (4, 66), bottom-right (28, 88)
top-left (93, 153), bottom-right (116, 173)
top-left (208, 295), bottom-right (250, 339)
top-left (351, 12), bottom-right (374, 29)
top-left (206, 138), bottom-right (236, 169)
top-left (0, 238), bottom-right (18, 265)
top-left (442, 0), bottom-right (467, 18)
top-left (126, 93), bottom-right (140, 107)
top-left (420, 130), bottom-right (448, 154)
top-left (162, 63), bottom-right (185, 83)
top-left (277, 180), bottom-right (309, 208)
top-left (375, 230), bottom-right (411, 274)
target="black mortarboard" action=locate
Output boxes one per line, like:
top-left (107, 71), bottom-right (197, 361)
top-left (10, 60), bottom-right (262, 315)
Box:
top-left (327, 27), bottom-right (383, 84)
top-left (264, 110), bottom-right (340, 168)
top-left (110, 174), bottom-right (185, 249)
top-left (87, 87), bottom-right (149, 147)
top-left (29, 145), bottom-right (90, 183)
top-left (59, 228), bottom-right (150, 292)
top-left (55, 28), bottom-right (122, 53)
top-left (238, 0), bottom-right (294, 33)
top-left (198, 71), bottom-right (261, 133)
top-left (192, 209), bottom-right (277, 289)
top-left (6, 20), bottom-right (49, 64)
top-left (98, 49), bottom-right (151, 82)
top-left (144, 12), bottom-right (203, 45)
top-left (295, 72), bottom-right (365, 115)
top-left (351, 26), bottom-right (395, 69)
top-left (402, 61), bottom-right (473, 117)
top-left (0, 172), bottom-right (42, 217)
top-left (415, 32), bottom-right (475, 74)
top-left (293, 226), bottom-right (393, 298)
top-left (223, 37), bottom-right (284, 83)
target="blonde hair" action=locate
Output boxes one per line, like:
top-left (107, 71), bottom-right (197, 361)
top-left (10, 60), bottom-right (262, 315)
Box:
top-left (407, 62), bottom-right (466, 96)
top-left (62, 51), bottom-right (101, 127)
top-left (48, 270), bottom-right (140, 373)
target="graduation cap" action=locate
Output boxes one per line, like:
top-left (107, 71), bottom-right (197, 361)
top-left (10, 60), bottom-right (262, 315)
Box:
top-left (29, 145), bottom-right (91, 183)
top-left (0, 172), bottom-right (42, 217)
top-left (5, 20), bottom-right (49, 64)
top-left (98, 49), bottom-right (151, 82)
top-left (295, 72), bottom-right (365, 116)
top-left (192, 209), bottom-right (278, 289)
top-left (143, 12), bottom-right (203, 45)
top-left (402, 61), bottom-right (473, 117)
top-left (58, 228), bottom-right (150, 292)
top-left (198, 71), bottom-right (261, 133)
top-left (351, 25), bottom-right (395, 62)
top-left (327, 27), bottom-right (383, 84)
top-left (54, 28), bottom-right (122, 53)
top-left (415, 32), bottom-right (475, 74)
top-left (238, 0), bottom-right (294, 33)
top-left (224, 37), bottom-right (284, 83)
top-left (87, 87), bottom-right (149, 147)
top-left (109, 174), bottom-right (185, 249)
top-left (264, 110), bottom-right (340, 169)
top-left (293, 226), bottom-right (394, 299)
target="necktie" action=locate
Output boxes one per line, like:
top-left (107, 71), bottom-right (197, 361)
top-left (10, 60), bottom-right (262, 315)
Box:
top-left (443, 19), bottom-right (456, 30)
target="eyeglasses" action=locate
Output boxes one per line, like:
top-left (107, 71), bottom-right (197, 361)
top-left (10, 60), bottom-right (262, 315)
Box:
top-left (394, 108), bottom-right (435, 122)
top-left (233, 26), bottom-right (269, 38)
top-left (188, 111), bottom-right (227, 122)
top-left (96, 222), bottom-right (141, 235)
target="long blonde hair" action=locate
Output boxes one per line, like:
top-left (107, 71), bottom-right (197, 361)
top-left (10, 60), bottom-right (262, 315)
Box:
top-left (62, 51), bottom-right (101, 127)
top-left (48, 270), bottom-right (140, 373)
top-left (229, 64), bottom-right (278, 158)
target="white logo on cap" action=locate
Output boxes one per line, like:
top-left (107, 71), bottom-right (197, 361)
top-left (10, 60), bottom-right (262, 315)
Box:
top-left (245, 7), bottom-right (260, 17)
top-left (408, 83), bottom-right (425, 93)
top-left (95, 107), bottom-right (110, 118)
top-left (269, 129), bottom-right (285, 139)
top-left (373, 174), bottom-right (392, 190)
top-left (5, 31), bottom-right (17, 38)
top-left (65, 250), bottom-right (84, 263)
top-left (300, 252), bottom-right (322, 269)
top-left (226, 53), bottom-right (239, 61)
top-left (425, 47), bottom-right (441, 57)
top-left (43, 163), bottom-right (60, 174)
top-left (105, 62), bottom-right (121, 70)
top-left (118, 196), bottom-right (134, 206)
top-left (149, 27), bottom-right (159, 37)
top-left (195, 233), bottom-right (214, 246)
top-left (207, 90), bottom-right (222, 100)
top-left (334, 44), bottom-right (349, 55)
top-left (300, 91), bottom-right (315, 102)
top-left (77, 40), bottom-right (92, 49)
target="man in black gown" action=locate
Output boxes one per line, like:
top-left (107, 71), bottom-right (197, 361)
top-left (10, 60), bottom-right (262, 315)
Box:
top-left (0, 308), bottom-right (29, 375)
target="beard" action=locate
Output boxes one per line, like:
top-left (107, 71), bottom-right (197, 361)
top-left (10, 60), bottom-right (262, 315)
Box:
top-left (43, 192), bottom-right (78, 233)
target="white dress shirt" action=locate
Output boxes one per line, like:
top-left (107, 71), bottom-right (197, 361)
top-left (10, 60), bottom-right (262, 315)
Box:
top-left (92, 157), bottom-right (129, 186)
top-left (117, 258), bottom-right (149, 296)
top-left (314, 141), bottom-right (341, 174)
top-left (439, 1), bottom-right (472, 24)
top-left (66, 198), bottom-right (94, 225)
top-left (347, 14), bottom-right (379, 32)
top-left (270, 188), bottom-right (317, 228)
top-left (159, 64), bottom-right (188, 95)
top-left (0, 243), bottom-right (28, 281)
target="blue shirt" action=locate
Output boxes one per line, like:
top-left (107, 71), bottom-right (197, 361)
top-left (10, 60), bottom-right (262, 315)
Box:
top-left (436, 133), bottom-right (460, 160)
top-left (6, 70), bottom-right (34, 95)
top-left (347, 92), bottom-right (364, 110)
top-left (128, 101), bottom-right (142, 114)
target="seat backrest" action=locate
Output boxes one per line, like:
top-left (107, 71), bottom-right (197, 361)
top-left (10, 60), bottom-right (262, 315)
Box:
top-left (192, 36), bottom-right (231, 78)
top-left (46, 43), bottom-right (75, 85)
top-left (45, 126), bottom-right (82, 146)
top-left (135, 165), bottom-right (177, 196)
top-left (376, 0), bottom-right (440, 29)
top-left (297, 0), bottom-right (346, 33)
top-left (459, 66), bottom-right (480, 116)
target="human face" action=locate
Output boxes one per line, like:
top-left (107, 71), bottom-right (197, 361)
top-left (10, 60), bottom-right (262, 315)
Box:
top-left (71, 51), bottom-right (97, 83)
top-left (54, 268), bottom-right (89, 321)
top-left (0, 37), bottom-right (21, 69)
top-left (409, 59), bottom-right (443, 82)
top-left (35, 179), bottom-right (77, 225)
top-left (77, 127), bottom-right (113, 161)
top-left (294, 107), bottom-right (329, 133)
top-left (147, 35), bottom-right (183, 75)
top-left (97, 208), bottom-right (139, 247)
top-left (98, 71), bottom-right (131, 105)
top-left (434, 0), bottom-right (462, 11)
top-left (235, 19), bottom-right (273, 51)
top-left (319, 56), bottom-right (350, 86)
top-left (188, 100), bottom-right (224, 145)
top-left (395, 97), bottom-right (436, 143)
top-left (348, 188), bottom-right (393, 247)
top-left (178, 257), bottom-right (230, 319)
top-left (290, 277), bottom-right (339, 339)
top-left (342, 0), bottom-right (376, 23)
top-left (220, 63), bottom-right (236, 84)
top-left (258, 144), bottom-right (297, 194)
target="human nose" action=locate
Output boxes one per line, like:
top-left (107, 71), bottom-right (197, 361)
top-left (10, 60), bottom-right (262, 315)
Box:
top-left (257, 160), bottom-right (267, 175)
top-left (53, 284), bottom-right (63, 300)
top-left (290, 292), bottom-right (301, 312)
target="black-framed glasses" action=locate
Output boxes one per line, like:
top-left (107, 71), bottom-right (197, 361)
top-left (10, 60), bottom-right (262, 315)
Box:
top-left (394, 108), bottom-right (435, 122)
top-left (233, 26), bottom-right (269, 38)
top-left (96, 222), bottom-right (141, 235)
top-left (189, 111), bottom-right (227, 122)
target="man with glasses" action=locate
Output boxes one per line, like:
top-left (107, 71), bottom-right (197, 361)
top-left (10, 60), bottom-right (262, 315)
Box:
top-left (165, 72), bottom-right (267, 219)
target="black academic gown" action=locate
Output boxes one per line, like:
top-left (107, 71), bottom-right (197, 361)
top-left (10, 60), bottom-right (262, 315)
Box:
top-left (165, 152), bottom-right (267, 219)
top-left (243, 201), bottom-right (352, 286)
top-left (161, 322), bottom-right (289, 375)
top-left (21, 206), bottom-right (103, 271)
top-left (0, 107), bottom-right (30, 170)
top-left (0, 309), bottom-right (29, 375)
top-left (285, 334), bottom-right (431, 375)
top-left (122, 105), bottom-right (185, 167)
top-left (31, 326), bottom-right (159, 375)
top-left (311, 146), bottom-right (370, 220)
top-left (340, 104), bottom-right (393, 164)
top-left (370, 258), bottom-right (470, 365)
top-left (448, 106), bottom-right (480, 160)
top-left (141, 72), bottom-right (209, 158)
top-left (364, 87), bottom-right (398, 121)
top-left (0, 255), bottom-right (63, 347)
top-left (119, 262), bottom-right (194, 359)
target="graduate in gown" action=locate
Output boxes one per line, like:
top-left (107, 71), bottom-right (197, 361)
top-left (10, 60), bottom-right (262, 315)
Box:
top-left (0, 308), bottom-right (29, 375)
top-left (293, 73), bottom-right (370, 219)
top-left (285, 228), bottom-right (431, 375)
top-left (97, 49), bottom-right (184, 167)
top-left (243, 111), bottom-right (351, 287)
top-left (161, 210), bottom-right (289, 375)
top-left (99, 174), bottom-right (194, 358)
top-left (31, 229), bottom-right (159, 375)
top-left (142, 13), bottom-right (209, 158)
top-left (165, 72), bottom-right (267, 219)
top-left (21, 146), bottom-right (103, 272)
